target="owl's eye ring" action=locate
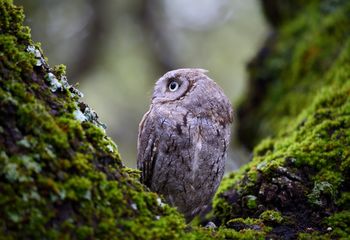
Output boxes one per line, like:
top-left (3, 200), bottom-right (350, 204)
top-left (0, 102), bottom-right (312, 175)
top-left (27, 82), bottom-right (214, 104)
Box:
top-left (168, 80), bottom-right (180, 92)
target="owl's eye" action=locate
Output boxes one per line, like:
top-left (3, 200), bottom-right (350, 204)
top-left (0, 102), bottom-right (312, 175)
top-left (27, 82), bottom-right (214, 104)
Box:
top-left (168, 80), bottom-right (180, 92)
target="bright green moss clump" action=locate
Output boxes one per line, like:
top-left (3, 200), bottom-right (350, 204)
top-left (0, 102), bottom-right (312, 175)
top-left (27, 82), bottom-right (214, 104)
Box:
top-left (259, 210), bottom-right (283, 224)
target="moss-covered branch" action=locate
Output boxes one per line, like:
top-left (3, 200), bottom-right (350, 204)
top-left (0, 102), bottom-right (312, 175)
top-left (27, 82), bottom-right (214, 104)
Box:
top-left (215, 0), bottom-right (350, 239)
top-left (1, 0), bottom-right (350, 239)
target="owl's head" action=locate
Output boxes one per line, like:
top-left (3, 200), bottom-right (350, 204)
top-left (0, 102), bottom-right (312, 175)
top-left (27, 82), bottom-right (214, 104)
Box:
top-left (151, 68), bottom-right (209, 104)
top-left (150, 68), bottom-right (233, 124)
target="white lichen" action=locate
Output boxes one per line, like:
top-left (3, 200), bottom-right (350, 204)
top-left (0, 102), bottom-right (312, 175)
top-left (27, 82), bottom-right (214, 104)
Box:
top-left (106, 144), bottom-right (114, 152)
top-left (58, 189), bottom-right (66, 200)
top-left (26, 45), bottom-right (41, 58)
top-left (4, 163), bottom-right (19, 182)
top-left (205, 221), bottom-right (217, 229)
top-left (73, 109), bottom-right (87, 122)
top-left (131, 203), bottom-right (138, 210)
top-left (73, 103), bottom-right (107, 131)
top-left (27, 46), bottom-right (108, 131)
top-left (69, 85), bottom-right (84, 98)
top-left (20, 155), bottom-right (41, 173)
top-left (157, 198), bottom-right (165, 208)
top-left (17, 138), bottom-right (31, 148)
top-left (82, 105), bottom-right (107, 130)
top-left (257, 161), bottom-right (267, 170)
top-left (84, 190), bottom-right (92, 200)
top-left (59, 75), bottom-right (70, 89)
top-left (47, 73), bottom-right (63, 92)
top-left (83, 106), bottom-right (97, 121)
top-left (30, 191), bottom-right (41, 201)
top-left (45, 145), bottom-right (56, 159)
top-left (26, 45), bottom-right (46, 67)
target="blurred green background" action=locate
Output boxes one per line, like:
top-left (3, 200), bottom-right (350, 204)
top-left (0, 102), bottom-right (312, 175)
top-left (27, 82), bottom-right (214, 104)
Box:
top-left (14, 0), bottom-right (269, 170)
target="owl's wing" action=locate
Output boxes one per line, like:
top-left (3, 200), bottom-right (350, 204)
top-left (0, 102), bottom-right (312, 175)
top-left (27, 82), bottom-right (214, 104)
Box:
top-left (137, 110), bottom-right (158, 187)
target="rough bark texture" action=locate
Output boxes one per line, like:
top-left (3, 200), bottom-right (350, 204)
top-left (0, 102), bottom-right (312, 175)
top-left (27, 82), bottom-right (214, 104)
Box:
top-left (1, 0), bottom-right (350, 239)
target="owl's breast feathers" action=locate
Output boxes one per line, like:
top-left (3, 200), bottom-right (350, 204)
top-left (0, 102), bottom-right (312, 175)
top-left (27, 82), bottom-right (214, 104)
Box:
top-left (138, 105), bottom-right (229, 187)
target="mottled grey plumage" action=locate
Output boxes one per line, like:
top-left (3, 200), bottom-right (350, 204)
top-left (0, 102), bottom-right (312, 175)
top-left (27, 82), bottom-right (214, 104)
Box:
top-left (137, 68), bottom-right (233, 221)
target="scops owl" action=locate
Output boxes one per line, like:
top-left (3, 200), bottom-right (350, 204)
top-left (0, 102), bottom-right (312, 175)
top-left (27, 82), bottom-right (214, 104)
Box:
top-left (137, 68), bottom-right (233, 221)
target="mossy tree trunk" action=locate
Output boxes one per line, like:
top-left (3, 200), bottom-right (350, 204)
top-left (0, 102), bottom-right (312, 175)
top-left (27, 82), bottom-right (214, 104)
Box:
top-left (214, 0), bottom-right (350, 239)
top-left (0, 1), bottom-right (192, 239)
top-left (1, 0), bottom-right (350, 239)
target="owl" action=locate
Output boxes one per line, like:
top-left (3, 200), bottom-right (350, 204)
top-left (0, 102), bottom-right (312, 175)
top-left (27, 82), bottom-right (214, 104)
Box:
top-left (137, 68), bottom-right (233, 221)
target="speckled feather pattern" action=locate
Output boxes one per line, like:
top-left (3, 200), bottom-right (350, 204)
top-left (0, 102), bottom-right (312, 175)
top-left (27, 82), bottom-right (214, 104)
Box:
top-left (137, 69), bottom-right (233, 221)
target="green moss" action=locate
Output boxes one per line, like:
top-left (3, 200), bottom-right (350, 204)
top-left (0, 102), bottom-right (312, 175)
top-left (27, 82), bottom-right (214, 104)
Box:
top-left (324, 211), bottom-right (350, 238)
top-left (76, 226), bottom-right (94, 239)
top-left (259, 210), bottom-right (283, 224)
top-left (299, 210), bottom-right (350, 239)
top-left (298, 232), bottom-right (329, 240)
top-left (253, 137), bottom-right (274, 157)
top-left (245, 195), bottom-right (258, 209)
top-left (220, 217), bottom-right (270, 239)
top-left (227, 217), bottom-right (263, 227)
top-left (238, 0), bottom-right (350, 148)
top-left (308, 181), bottom-right (336, 206)
top-left (214, 1), bottom-right (350, 238)
top-left (216, 227), bottom-right (265, 240)
top-left (216, 76), bottom-right (350, 238)
top-left (53, 64), bottom-right (67, 77)
top-left (0, 1), bottom-right (201, 239)
top-left (337, 192), bottom-right (350, 208)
